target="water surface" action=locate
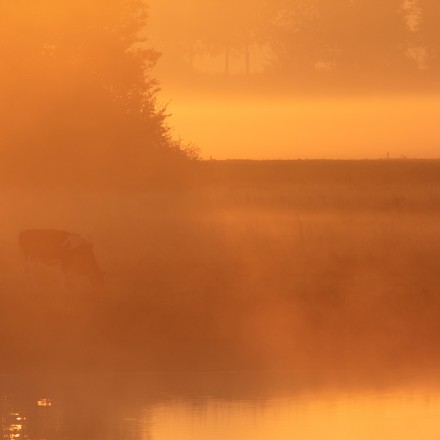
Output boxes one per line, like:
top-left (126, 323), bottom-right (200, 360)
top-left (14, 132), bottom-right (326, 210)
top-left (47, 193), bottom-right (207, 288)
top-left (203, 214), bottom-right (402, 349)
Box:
top-left (1, 373), bottom-right (439, 439)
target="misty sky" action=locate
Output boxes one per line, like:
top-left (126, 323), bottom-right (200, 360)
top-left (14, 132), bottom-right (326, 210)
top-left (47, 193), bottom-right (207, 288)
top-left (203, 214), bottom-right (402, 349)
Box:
top-left (148, 0), bottom-right (440, 159)
top-left (162, 92), bottom-right (440, 160)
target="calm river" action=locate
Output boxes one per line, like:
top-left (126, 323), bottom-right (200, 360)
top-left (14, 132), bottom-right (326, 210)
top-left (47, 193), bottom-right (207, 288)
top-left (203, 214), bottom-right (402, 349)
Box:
top-left (1, 372), bottom-right (439, 440)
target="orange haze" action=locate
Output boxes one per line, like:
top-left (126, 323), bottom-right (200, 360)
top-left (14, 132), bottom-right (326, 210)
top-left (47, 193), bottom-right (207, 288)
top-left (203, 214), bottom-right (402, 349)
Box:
top-left (3, 0), bottom-right (440, 380)
top-left (163, 91), bottom-right (440, 159)
top-left (147, 0), bottom-right (440, 159)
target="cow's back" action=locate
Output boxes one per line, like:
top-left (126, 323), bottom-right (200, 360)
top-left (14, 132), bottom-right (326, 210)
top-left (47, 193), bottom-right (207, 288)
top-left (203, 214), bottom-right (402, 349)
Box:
top-left (19, 229), bottom-right (73, 263)
top-left (19, 229), bottom-right (103, 288)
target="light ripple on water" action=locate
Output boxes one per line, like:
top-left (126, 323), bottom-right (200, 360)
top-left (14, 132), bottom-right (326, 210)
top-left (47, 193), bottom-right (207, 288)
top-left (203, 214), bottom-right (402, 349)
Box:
top-left (2, 375), bottom-right (440, 440)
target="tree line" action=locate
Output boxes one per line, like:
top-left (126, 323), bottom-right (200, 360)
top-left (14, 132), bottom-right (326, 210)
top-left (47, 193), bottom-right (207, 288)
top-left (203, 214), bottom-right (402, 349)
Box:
top-left (1, 0), bottom-right (438, 187)
top-left (151, 0), bottom-right (440, 86)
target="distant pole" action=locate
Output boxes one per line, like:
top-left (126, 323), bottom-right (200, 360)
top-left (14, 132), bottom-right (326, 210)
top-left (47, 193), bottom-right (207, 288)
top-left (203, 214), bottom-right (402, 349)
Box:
top-left (387, 152), bottom-right (390, 160)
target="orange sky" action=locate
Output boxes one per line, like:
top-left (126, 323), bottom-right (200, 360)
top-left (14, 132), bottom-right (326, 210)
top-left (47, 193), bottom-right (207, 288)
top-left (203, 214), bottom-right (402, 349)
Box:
top-left (161, 89), bottom-right (440, 160)
top-left (3, 0), bottom-right (440, 162)
top-left (147, 0), bottom-right (440, 160)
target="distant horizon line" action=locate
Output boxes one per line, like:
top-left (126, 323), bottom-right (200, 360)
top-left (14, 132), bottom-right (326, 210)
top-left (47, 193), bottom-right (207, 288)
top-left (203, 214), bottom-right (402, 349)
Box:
top-left (202, 157), bottom-right (440, 162)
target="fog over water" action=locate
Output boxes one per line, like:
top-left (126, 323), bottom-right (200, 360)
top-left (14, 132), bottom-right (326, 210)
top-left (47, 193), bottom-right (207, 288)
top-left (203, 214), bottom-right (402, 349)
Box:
top-left (3, 372), bottom-right (440, 440)
top-left (2, 1), bottom-right (440, 438)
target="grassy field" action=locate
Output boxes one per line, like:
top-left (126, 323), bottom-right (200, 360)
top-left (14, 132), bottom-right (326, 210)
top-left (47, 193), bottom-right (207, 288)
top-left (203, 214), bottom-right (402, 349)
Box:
top-left (1, 160), bottom-right (440, 375)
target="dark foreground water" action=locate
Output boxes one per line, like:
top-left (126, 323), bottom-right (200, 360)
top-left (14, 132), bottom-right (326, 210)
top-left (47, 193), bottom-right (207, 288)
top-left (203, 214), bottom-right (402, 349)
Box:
top-left (1, 372), bottom-right (440, 440)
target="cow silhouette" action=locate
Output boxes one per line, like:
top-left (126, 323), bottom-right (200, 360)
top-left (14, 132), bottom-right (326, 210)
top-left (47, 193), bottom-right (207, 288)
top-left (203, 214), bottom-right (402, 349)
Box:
top-left (19, 229), bottom-right (104, 289)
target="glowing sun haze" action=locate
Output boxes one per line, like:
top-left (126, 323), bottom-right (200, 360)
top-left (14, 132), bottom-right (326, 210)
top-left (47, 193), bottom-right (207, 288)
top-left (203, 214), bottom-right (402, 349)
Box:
top-left (163, 92), bottom-right (440, 160)
top-left (147, 0), bottom-right (440, 160)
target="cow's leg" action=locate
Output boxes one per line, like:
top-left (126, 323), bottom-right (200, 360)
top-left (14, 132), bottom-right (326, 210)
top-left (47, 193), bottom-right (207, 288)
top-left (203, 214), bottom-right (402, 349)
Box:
top-left (60, 260), bottom-right (70, 291)
top-left (61, 260), bottom-right (78, 292)
top-left (59, 264), bottom-right (67, 291)
top-left (19, 248), bottom-right (30, 275)
top-left (19, 248), bottom-right (34, 291)
top-left (22, 260), bottom-right (36, 291)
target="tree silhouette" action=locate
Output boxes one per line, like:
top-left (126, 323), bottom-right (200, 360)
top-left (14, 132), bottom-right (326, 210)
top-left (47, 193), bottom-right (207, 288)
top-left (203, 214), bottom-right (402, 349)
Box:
top-left (335, 0), bottom-right (411, 75)
top-left (0, 0), bottom-right (194, 186)
top-left (149, 0), bottom-right (272, 76)
top-left (198, 0), bottom-right (272, 75)
top-left (268, 0), bottom-right (414, 85)
top-left (419, 0), bottom-right (440, 74)
top-left (268, 0), bottom-right (325, 75)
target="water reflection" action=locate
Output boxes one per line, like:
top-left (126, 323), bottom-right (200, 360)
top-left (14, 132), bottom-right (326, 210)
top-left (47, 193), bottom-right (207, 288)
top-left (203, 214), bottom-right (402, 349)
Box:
top-left (2, 374), bottom-right (440, 440)
top-left (1, 411), bottom-right (26, 440)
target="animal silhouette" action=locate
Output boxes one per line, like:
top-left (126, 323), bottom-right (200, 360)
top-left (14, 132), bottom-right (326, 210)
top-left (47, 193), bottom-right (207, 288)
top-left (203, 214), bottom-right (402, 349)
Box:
top-left (19, 229), bottom-right (103, 289)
